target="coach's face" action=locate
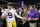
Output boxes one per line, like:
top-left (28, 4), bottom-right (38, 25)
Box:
top-left (30, 6), bottom-right (33, 11)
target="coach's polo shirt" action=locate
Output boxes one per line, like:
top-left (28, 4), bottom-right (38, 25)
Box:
top-left (29, 9), bottom-right (39, 19)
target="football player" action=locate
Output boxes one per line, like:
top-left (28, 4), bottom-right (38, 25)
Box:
top-left (1, 3), bottom-right (24, 27)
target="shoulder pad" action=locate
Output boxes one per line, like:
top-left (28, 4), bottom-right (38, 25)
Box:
top-left (14, 9), bottom-right (16, 11)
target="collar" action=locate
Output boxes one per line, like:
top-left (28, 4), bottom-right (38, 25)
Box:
top-left (30, 9), bottom-right (35, 13)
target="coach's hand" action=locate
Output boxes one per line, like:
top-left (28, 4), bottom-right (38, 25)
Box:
top-left (22, 17), bottom-right (27, 20)
top-left (26, 18), bottom-right (31, 21)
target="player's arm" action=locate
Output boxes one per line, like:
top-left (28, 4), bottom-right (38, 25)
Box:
top-left (1, 12), bottom-right (7, 19)
top-left (1, 9), bottom-right (9, 19)
top-left (14, 11), bottom-right (23, 19)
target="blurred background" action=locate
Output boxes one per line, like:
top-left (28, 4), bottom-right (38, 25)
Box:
top-left (0, 0), bottom-right (40, 27)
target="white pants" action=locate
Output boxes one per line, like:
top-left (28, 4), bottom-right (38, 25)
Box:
top-left (29, 23), bottom-right (37, 27)
top-left (8, 22), bottom-right (12, 27)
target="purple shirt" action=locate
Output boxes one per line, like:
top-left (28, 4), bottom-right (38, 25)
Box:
top-left (29, 10), bottom-right (39, 19)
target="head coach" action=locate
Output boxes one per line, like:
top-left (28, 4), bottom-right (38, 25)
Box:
top-left (28, 5), bottom-right (39, 27)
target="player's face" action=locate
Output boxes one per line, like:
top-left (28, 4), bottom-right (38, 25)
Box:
top-left (29, 6), bottom-right (33, 11)
top-left (7, 6), bottom-right (12, 9)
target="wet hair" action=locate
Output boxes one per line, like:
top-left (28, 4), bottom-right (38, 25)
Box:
top-left (7, 3), bottom-right (14, 8)
top-left (7, 3), bottom-right (13, 6)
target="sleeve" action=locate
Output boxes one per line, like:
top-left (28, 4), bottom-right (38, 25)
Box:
top-left (1, 12), bottom-right (7, 16)
top-left (1, 13), bottom-right (5, 16)
top-left (36, 11), bottom-right (39, 18)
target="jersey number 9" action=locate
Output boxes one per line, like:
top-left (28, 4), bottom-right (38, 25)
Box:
top-left (8, 13), bottom-right (12, 18)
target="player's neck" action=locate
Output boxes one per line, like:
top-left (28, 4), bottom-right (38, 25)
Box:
top-left (11, 7), bottom-right (14, 9)
top-left (11, 8), bottom-right (13, 9)
top-left (9, 9), bottom-right (11, 10)
top-left (8, 8), bottom-right (13, 10)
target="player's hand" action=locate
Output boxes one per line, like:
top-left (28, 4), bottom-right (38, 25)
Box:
top-left (26, 18), bottom-right (31, 21)
top-left (22, 17), bottom-right (27, 20)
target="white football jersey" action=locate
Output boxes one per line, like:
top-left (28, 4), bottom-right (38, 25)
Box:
top-left (2, 9), bottom-right (17, 22)
top-left (1, 9), bottom-right (7, 13)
